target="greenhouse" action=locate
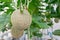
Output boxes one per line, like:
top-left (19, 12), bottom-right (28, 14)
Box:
top-left (0, 0), bottom-right (60, 40)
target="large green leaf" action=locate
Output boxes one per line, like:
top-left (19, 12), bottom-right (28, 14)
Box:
top-left (53, 30), bottom-right (60, 36)
top-left (0, 13), bottom-right (11, 31)
top-left (0, 1), bottom-right (14, 31)
top-left (30, 26), bottom-right (42, 37)
top-left (28, 0), bottom-right (40, 15)
top-left (32, 18), bottom-right (49, 29)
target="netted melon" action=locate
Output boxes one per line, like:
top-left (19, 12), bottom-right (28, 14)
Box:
top-left (11, 9), bottom-right (32, 30)
top-left (11, 26), bottom-right (24, 38)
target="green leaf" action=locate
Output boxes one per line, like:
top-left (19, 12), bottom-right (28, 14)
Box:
top-left (17, 0), bottom-right (20, 8)
top-left (30, 26), bottom-right (42, 37)
top-left (0, 13), bottom-right (11, 31)
top-left (33, 32), bottom-right (42, 37)
top-left (17, 0), bottom-right (25, 8)
top-left (56, 5), bottom-right (60, 15)
top-left (39, 23), bottom-right (49, 29)
top-left (32, 18), bottom-right (49, 29)
top-left (0, 0), bottom-right (12, 2)
top-left (53, 30), bottom-right (60, 36)
top-left (28, 0), bottom-right (40, 15)
top-left (30, 26), bottom-right (39, 33)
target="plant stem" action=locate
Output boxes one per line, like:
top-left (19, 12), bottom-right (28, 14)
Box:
top-left (28, 27), bottom-right (30, 40)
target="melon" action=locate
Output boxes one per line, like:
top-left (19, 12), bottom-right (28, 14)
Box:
top-left (11, 26), bottom-right (24, 38)
top-left (11, 9), bottom-right (32, 30)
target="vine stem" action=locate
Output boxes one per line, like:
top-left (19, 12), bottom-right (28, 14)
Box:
top-left (27, 27), bottom-right (30, 40)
